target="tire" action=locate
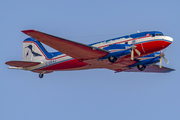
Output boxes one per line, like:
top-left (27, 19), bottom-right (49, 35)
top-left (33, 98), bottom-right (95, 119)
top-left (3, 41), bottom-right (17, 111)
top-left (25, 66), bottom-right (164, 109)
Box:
top-left (108, 56), bottom-right (117, 63)
top-left (137, 64), bottom-right (146, 71)
top-left (39, 73), bottom-right (44, 78)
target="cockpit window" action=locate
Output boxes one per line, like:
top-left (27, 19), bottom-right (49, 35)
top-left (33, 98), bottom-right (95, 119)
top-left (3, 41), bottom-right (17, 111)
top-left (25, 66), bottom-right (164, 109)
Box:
top-left (155, 33), bottom-right (163, 36)
top-left (152, 33), bottom-right (163, 37)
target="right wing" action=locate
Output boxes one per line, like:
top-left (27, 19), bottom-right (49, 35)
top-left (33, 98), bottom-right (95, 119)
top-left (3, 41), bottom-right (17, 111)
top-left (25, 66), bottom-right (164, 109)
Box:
top-left (22, 30), bottom-right (109, 61)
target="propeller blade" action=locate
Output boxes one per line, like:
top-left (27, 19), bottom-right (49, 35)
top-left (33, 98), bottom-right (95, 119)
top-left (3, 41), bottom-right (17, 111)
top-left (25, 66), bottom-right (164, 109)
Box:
top-left (159, 57), bottom-right (162, 68)
top-left (129, 41), bottom-right (140, 60)
top-left (131, 50), bottom-right (134, 60)
top-left (158, 49), bottom-right (169, 68)
top-left (163, 56), bottom-right (169, 64)
top-left (134, 49), bottom-right (141, 56)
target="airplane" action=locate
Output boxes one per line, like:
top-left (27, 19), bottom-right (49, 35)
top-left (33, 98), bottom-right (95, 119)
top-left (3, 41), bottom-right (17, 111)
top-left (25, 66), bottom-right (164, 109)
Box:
top-left (5, 30), bottom-right (175, 78)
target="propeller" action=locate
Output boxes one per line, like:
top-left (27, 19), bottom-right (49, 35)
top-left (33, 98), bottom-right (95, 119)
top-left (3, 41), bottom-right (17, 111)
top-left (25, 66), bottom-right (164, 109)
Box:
top-left (129, 40), bottom-right (141, 60)
top-left (159, 49), bottom-right (169, 68)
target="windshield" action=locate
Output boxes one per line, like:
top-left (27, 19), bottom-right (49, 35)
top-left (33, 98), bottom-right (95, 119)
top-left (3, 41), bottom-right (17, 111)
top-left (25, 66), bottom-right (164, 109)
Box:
top-left (156, 33), bottom-right (163, 36)
top-left (152, 33), bottom-right (163, 37)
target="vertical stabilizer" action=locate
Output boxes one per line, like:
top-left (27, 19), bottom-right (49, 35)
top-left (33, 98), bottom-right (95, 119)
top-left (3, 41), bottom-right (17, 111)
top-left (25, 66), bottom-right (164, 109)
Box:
top-left (23, 38), bottom-right (47, 61)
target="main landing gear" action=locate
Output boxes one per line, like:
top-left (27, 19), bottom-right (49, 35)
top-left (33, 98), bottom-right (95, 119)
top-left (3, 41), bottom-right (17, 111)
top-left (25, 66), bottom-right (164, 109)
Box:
top-left (39, 73), bottom-right (44, 78)
top-left (137, 64), bottom-right (146, 71)
top-left (39, 70), bottom-right (46, 78)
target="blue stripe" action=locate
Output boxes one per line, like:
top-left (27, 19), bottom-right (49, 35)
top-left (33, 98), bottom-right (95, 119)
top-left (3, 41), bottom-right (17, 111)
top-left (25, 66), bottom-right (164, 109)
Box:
top-left (89, 31), bottom-right (163, 46)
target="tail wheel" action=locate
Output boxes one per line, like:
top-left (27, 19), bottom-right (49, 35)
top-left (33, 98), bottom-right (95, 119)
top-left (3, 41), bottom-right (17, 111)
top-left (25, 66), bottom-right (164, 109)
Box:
top-left (39, 73), bottom-right (44, 78)
top-left (137, 64), bottom-right (146, 71)
top-left (108, 56), bottom-right (117, 63)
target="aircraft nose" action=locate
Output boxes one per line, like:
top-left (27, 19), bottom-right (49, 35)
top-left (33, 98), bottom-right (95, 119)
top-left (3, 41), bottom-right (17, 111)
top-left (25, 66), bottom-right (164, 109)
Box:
top-left (164, 36), bottom-right (173, 43)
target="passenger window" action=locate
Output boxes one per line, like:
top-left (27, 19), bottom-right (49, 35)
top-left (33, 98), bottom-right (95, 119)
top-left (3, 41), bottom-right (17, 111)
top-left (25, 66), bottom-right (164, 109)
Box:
top-left (125, 42), bottom-right (128, 44)
top-left (152, 34), bottom-right (155, 37)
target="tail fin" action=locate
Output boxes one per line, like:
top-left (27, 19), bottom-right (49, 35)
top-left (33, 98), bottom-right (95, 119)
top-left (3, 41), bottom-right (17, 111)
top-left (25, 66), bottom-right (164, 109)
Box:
top-left (23, 38), bottom-right (47, 61)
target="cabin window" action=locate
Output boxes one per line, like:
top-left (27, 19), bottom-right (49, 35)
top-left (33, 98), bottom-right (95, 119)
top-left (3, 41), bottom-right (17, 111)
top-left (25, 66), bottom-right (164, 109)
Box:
top-left (125, 42), bottom-right (128, 44)
top-left (152, 34), bottom-right (155, 37)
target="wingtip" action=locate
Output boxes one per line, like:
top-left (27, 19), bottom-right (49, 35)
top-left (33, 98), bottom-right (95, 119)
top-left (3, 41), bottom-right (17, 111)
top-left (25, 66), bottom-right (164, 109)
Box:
top-left (21, 29), bottom-right (36, 34)
top-left (5, 61), bottom-right (9, 65)
top-left (5, 61), bottom-right (15, 65)
top-left (165, 69), bottom-right (175, 73)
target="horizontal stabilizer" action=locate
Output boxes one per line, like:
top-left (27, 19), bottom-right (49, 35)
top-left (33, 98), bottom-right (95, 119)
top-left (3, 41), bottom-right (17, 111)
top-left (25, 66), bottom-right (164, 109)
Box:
top-left (124, 65), bottom-right (175, 73)
top-left (5, 61), bottom-right (41, 68)
top-left (22, 30), bottom-right (109, 61)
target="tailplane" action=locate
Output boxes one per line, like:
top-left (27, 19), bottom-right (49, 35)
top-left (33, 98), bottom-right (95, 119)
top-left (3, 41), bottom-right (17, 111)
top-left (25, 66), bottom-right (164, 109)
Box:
top-left (23, 38), bottom-right (47, 61)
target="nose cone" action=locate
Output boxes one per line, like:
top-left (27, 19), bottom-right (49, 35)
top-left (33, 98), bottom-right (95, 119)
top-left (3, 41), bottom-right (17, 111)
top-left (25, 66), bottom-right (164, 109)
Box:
top-left (161, 36), bottom-right (173, 49)
top-left (164, 36), bottom-right (173, 43)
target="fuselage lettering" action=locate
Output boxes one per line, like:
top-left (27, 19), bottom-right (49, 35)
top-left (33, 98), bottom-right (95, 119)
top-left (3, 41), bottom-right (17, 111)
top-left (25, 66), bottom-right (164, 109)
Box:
top-left (45, 59), bottom-right (56, 66)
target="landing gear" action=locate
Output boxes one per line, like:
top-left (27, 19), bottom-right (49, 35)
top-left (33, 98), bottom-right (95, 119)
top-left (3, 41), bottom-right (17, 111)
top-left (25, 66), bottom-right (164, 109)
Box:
top-left (108, 56), bottom-right (117, 63)
top-left (39, 73), bottom-right (44, 78)
top-left (137, 64), bottom-right (146, 71)
top-left (39, 70), bottom-right (46, 78)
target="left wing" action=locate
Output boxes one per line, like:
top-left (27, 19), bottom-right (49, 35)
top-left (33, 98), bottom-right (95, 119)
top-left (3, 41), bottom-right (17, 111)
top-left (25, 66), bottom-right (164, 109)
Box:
top-left (123, 65), bottom-right (175, 73)
top-left (22, 30), bottom-right (109, 61)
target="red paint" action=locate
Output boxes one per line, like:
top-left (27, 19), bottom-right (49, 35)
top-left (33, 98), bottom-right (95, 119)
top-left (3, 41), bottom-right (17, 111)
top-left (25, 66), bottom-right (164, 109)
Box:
top-left (117, 40), bottom-right (171, 60)
top-left (5, 61), bottom-right (41, 67)
top-left (22, 29), bottom-right (36, 34)
top-left (39, 59), bottom-right (88, 71)
top-left (142, 40), bottom-right (171, 54)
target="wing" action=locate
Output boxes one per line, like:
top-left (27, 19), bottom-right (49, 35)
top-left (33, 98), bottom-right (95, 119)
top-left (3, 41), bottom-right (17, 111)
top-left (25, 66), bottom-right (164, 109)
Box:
top-left (5, 61), bottom-right (41, 67)
top-left (123, 65), bottom-right (175, 73)
top-left (22, 30), bottom-right (109, 61)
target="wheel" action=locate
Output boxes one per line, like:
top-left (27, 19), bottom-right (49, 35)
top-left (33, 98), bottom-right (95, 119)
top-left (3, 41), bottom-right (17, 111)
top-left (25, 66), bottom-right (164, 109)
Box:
top-left (108, 56), bottom-right (117, 63)
top-left (137, 64), bottom-right (146, 71)
top-left (39, 73), bottom-right (44, 78)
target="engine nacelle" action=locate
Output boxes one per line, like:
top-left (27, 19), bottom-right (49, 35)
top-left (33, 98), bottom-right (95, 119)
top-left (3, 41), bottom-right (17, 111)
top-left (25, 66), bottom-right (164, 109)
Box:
top-left (128, 57), bottom-right (160, 68)
top-left (99, 49), bottom-right (131, 60)
top-left (99, 44), bottom-right (132, 61)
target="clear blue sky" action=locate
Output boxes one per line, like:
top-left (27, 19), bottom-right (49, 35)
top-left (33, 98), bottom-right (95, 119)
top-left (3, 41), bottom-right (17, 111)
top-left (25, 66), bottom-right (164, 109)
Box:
top-left (1, 0), bottom-right (180, 120)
